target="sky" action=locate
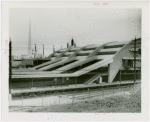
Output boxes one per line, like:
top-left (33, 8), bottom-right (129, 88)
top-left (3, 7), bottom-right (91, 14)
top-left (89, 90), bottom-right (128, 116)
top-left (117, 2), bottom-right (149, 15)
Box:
top-left (9, 8), bottom-right (141, 57)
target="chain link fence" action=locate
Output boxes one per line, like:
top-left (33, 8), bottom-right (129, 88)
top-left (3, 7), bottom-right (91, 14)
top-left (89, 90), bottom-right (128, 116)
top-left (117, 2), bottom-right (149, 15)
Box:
top-left (9, 83), bottom-right (141, 108)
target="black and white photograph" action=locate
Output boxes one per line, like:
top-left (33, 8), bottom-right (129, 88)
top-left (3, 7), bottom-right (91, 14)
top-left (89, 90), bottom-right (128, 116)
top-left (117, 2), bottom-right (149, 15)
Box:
top-left (1, 1), bottom-right (149, 121)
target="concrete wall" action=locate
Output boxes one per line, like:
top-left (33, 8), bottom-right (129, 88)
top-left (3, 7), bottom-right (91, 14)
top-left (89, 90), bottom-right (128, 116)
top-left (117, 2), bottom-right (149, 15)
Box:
top-left (108, 40), bottom-right (141, 83)
top-left (11, 74), bottom-right (96, 89)
top-left (12, 60), bottom-right (22, 68)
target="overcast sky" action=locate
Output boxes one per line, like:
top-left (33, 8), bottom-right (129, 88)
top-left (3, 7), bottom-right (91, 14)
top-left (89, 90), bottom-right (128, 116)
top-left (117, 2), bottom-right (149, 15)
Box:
top-left (9, 8), bottom-right (141, 57)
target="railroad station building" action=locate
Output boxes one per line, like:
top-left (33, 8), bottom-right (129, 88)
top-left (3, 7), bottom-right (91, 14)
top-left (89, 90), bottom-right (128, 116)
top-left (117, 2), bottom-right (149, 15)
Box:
top-left (11, 38), bottom-right (141, 93)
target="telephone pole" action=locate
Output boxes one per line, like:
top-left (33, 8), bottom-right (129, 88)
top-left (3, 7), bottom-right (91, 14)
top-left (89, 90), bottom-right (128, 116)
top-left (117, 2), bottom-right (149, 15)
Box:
top-left (53, 45), bottom-right (55, 53)
top-left (9, 38), bottom-right (12, 100)
top-left (34, 44), bottom-right (37, 58)
top-left (134, 37), bottom-right (137, 85)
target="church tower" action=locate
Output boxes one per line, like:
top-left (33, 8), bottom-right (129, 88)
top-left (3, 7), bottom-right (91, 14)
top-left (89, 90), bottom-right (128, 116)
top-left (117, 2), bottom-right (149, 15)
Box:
top-left (28, 17), bottom-right (31, 55)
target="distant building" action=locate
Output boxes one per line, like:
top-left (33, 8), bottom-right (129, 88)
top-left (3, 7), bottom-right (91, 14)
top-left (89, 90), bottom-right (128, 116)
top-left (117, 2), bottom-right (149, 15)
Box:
top-left (11, 56), bottom-right (22, 68)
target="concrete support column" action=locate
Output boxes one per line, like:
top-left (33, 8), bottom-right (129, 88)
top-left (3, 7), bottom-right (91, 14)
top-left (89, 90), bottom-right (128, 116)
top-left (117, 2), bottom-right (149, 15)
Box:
top-left (31, 79), bottom-right (33, 88)
top-left (62, 77), bottom-right (65, 87)
top-left (99, 77), bottom-right (102, 84)
top-left (108, 63), bottom-right (120, 84)
top-left (75, 77), bottom-right (77, 87)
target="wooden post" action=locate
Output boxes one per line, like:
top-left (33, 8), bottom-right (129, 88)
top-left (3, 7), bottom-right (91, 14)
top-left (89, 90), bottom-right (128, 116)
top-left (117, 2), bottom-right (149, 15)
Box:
top-left (89, 89), bottom-right (90, 100)
top-left (124, 89), bottom-right (125, 95)
top-left (9, 40), bottom-right (12, 100)
top-left (72, 91), bottom-right (75, 106)
top-left (22, 96), bottom-right (23, 106)
top-left (42, 94), bottom-right (43, 107)
top-left (134, 37), bottom-right (137, 84)
top-left (54, 99), bottom-right (55, 106)
top-left (124, 87), bottom-right (125, 95)
top-left (59, 95), bottom-right (60, 105)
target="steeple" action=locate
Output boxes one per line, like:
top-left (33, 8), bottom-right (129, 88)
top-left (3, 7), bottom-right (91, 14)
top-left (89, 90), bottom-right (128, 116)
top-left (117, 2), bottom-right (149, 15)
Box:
top-left (28, 17), bottom-right (31, 55)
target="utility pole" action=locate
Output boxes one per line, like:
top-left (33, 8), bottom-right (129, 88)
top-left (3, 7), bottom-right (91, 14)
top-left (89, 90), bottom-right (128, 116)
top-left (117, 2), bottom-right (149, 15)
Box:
top-left (32, 49), bottom-right (34, 55)
top-left (67, 42), bottom-right (69, 48)
top-left (134, 37), bottom-right (137, 86)
top-left (34, 44), bottom-right (37, 58)
top-left (53, 45), bottom-right (55, 53)
top-left (9, 38), bottom-right (12, 100)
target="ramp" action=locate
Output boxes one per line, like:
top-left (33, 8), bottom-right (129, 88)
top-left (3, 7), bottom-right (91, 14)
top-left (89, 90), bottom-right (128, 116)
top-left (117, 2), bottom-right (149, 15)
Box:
top-left (84, 73), bottom-right (101, 85)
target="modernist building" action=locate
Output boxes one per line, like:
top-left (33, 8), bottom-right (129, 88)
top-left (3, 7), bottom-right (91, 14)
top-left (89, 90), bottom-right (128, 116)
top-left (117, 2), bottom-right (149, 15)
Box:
top-left (11, 38), bottom-right (141, 92)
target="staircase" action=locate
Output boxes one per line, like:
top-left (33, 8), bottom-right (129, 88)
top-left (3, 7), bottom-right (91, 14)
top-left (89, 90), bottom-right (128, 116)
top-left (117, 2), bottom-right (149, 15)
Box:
top-left (84, 73), bottom-right (101, 85)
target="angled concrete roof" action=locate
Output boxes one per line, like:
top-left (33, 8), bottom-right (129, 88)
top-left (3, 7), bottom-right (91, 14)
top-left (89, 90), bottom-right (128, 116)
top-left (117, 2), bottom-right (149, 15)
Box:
top-left (12, 39), bottom-right (140, 78)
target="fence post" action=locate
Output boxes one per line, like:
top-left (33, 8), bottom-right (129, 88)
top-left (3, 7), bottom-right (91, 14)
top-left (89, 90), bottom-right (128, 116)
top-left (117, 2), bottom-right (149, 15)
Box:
top-left (42, 94), bottom-right (43, 107)
top-left (124, 89), bottom-right (125, 95)
top-left (72, 91), bottom-right (75, 106)
top-left (22, 96), bottom-right (23, 106)
top-left (103, 90), bottom-right (104, 98)
top-left (59, 95), bottom-right (60, 105)
top-left (88, 89), bottom-right (90, 100)
top-left (113, 89), bottom-right (114, 96)
top-left (54, 99), bottom-right (55, 106)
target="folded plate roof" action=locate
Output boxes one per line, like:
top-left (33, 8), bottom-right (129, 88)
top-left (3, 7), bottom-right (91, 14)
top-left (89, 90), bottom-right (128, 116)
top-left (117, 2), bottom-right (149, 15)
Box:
top-left (38, 57), bottom-right (76, 71)
top-left (78, 50), bottom-right (94, 54)
top-left (70, 47), bottom-right (81, 51)
top-left (105, 41), bottom-right (128, 46)
top-left (76, 56), bottom-right (87, 60)
top-left (64, 52), bottom-right (74, 55)
top-left (97, 55), bottom-right (114, 60)
top-left (84, 44), bottom-right (101, 49)
top-left (50, 56), bottom-right (97, 74)
top-left (99, 48), bottom-right (121, 52)
top-left (72, 58), bottom-right (113, 76)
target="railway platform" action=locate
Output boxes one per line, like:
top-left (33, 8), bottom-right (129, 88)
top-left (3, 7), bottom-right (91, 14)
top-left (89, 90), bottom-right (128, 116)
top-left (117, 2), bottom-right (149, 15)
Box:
top-left (11, 80), bottom-right (141, 95)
